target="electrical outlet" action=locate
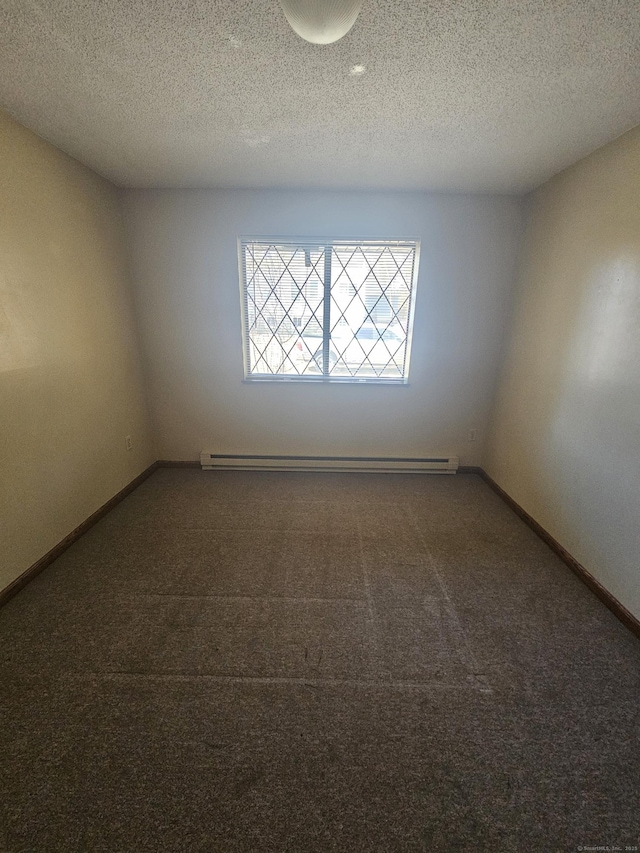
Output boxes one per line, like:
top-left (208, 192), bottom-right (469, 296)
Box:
top-left (468, 429), bottom-right (477, 442)
top-left (125, 435), bottom-right (133, 451)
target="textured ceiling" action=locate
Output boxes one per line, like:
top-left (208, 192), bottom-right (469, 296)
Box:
top-left (1, 0), bottom-right (639, 192)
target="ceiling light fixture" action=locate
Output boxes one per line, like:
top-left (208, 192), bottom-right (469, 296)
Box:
top-left (278, 0), bottom-right (362, 44)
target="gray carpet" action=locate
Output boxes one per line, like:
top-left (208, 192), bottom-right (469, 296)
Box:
top-left (1, 470), bottom-right (639, 852)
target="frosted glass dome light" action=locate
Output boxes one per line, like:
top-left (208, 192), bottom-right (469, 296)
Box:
top-left (278, 0), bottom-right (363, 44)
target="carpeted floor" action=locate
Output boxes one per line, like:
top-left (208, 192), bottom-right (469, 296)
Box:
top-left (1, 469), bottom-right (639, 852)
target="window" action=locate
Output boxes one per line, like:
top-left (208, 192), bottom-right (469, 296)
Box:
top-left (240, 238), bottom-right (419, 383)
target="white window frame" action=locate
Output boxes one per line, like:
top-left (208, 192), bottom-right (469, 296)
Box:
top-left (238, 237), bottom-right (420, 385)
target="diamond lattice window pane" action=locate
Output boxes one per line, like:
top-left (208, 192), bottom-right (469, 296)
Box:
top-left (241, 239), bottom-right (418, 382)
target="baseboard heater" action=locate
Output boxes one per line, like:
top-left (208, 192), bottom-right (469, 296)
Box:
top-left (200, 453), bottom-right (459, 474)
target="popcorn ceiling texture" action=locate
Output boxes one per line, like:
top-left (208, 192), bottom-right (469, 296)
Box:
top-left (0, 0), bottom-right (639, 192)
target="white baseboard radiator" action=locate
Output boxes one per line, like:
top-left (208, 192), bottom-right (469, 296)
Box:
top-left (200, 453), bottom-right (459, 474)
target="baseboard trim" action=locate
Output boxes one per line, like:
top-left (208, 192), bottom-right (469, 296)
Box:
top-left (478, 469), bottom-right (640, 640)
top-left (0, 462), bottom-right (159, 609)
top-left (157, 460), bottom-right (201, 468)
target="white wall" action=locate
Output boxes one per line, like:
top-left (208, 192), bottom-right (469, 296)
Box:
top-left (0, 110), bottom-right (155, 592)
top-left (122, 189), bottom-right (525, 463)
top-left (486, 126), bottom-right (640, 620)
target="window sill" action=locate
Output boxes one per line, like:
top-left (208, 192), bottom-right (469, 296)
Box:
top-left (243, 376), bottom-right (410, 386)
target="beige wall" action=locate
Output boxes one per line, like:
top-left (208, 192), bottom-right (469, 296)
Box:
top-left (4, 105), bottom-right (637, 621)
top-left (122, 189), bottom-right (525, 464)
top-left (0, 111), bottom-right (155, 591)
top-left (486, 126), bottom-right (640, 620)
